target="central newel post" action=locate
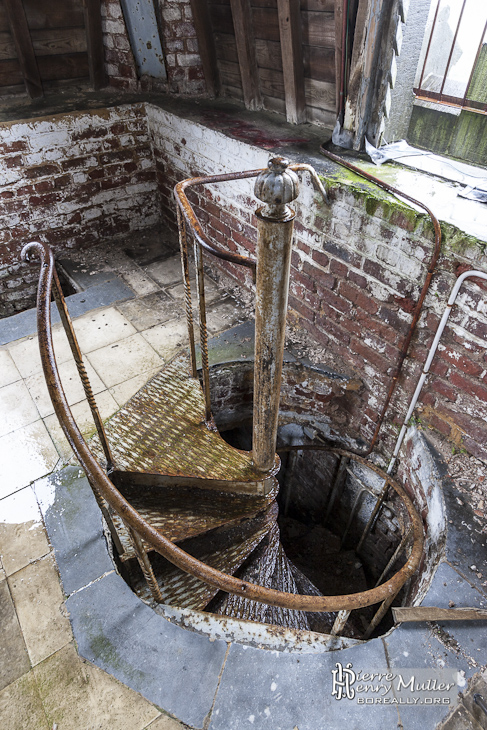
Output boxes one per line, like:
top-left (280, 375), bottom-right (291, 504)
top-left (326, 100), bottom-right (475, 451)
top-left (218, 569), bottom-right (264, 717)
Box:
top-left (252, 157), bottom-right (299, 472)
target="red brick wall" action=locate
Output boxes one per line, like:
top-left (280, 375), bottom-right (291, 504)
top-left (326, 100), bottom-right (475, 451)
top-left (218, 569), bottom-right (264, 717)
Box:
top-left (0, 105), bottom-right (158, 317)
top-left (149, 105), bottom-right (487, 465)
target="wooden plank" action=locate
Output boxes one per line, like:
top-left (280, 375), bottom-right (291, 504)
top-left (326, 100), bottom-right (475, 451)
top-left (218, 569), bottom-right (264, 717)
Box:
top-left (83, 0), bottom-right (106, 90)
top-left (230, 0), bottom-right (262, 109)
top-left (303, 45), bottom-right (335, 81)
top-left (258, 66), bottom-right (284, 98)
top-left (262, 94), bottom-right (286, 114)
top-left (190, 0), bottom-right (219, 96)
top-left (334, 0), bottom-right (343, 113)
top-left (306, 103), bottom-right (335, 128)
top-left (220, 83), bottom-right (244, 100)
top-left (0, 32), bottom-right (15, 60)
top-left (0, 6), bottom-right (9, 33)
top-left (31, 27), bottom-right (87, 56)
top-left (301, 10), bottom-right (335, 47)
top-left (255, 38), bottom-right (282, 71)
top-left (4, 0), bottom-right (43, 98)
top-left (22, 0), bottom-right (84, 31)
top-left (277, 0), bottom-right (306, 123)
top-left (251, 7), bottom-right (280, 41)
top-left (304, 77), bottom-right (336, 111)
top-left (214, 33), bottom-right (239, 63)
top-left (0, 28), bottom-right (87, 61)
top-left (301, 0), bottom-right (334, 8)
top-left (37, 52), bottom-right (89, 81)
top-left (251, 0), bottom-right (277, 6)
top-left (218, 59), bottom-right (242, 89)
top-left (0, 58), bottom-right (23, 87)
top-left (393, 606), bottom-right (487, 623)
top-left (209, 4), bottom-right (235, 35)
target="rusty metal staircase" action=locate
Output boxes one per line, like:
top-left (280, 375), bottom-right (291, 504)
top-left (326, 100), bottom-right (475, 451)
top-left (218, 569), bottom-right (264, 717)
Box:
top-left (22, 158), bottom-right (424, 641)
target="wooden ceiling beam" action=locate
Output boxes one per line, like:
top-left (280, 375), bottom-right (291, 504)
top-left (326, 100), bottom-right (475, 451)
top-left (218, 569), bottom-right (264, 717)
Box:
top-left (189, 0), bottom-right (219, 97)
top-left (3, 0), bottom-right (43, 98)
top-left (83, 0), bottom-right (106, 90)
top-left (230, 0), bottom-right (262, 110)
top-left (277, 0), bottom-right (306, 124)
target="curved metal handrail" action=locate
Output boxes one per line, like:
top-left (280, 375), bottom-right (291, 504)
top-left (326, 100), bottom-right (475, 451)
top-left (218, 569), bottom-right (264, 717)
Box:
top-left (23, 241), bottom-right (423, 631)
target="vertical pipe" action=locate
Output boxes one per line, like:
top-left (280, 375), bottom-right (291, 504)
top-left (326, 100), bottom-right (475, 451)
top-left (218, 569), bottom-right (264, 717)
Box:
top-left (252, 158), bottom-right (299, 472)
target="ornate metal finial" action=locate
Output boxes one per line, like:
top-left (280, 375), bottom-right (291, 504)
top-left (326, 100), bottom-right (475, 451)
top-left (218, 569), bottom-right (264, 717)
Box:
top-left (254, 157), bottom-right (299, 220)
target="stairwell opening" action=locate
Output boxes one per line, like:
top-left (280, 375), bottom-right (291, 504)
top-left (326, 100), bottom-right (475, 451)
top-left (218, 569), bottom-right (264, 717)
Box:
top-left (113, 359), bottom-right (441, 653)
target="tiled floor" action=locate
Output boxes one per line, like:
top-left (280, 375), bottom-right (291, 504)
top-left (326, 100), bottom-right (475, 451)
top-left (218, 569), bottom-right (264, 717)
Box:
top-left (0, 251), bottom-right (243, 729)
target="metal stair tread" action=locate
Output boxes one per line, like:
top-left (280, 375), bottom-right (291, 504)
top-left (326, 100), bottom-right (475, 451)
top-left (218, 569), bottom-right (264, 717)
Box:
top-left (136, 522), bottom-right (272, 610)
top-left (111, 483), bottom-right (278, 561)
top-left (90, 359), bottom-right (276, 489)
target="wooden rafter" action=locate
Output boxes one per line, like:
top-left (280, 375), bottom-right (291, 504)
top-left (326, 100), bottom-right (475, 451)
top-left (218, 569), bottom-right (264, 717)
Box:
top-left (229, 0), bottom-right (262, 110)
top-left (3, 0), bottom-right (43, 98)
top-left (83, 0), bottom-right (106, 90)
top-left (277, 0), bottom-right (306, 124)
top-left (189, 0), bottom-right (219, 97)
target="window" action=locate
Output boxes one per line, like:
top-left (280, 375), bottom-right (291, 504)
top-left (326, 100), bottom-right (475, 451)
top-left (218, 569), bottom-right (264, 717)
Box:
top-left (414, 0), bottom-right (487, 111)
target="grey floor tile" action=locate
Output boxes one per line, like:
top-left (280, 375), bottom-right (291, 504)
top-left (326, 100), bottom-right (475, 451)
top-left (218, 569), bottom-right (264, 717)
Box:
top-left (34, 467), bottom-right (114, 597)
top-left (209, 638), bottom-right (394, 730)
top-left (66, 571), bottom-right (227, 729)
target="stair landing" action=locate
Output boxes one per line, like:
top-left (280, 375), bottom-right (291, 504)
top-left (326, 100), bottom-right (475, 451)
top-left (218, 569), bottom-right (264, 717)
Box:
top-left (91, 357), bottom-right (278, 495)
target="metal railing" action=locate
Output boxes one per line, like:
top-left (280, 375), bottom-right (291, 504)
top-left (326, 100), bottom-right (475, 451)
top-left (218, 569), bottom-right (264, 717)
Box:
top-left (22, 161), bottom-right (424, 640)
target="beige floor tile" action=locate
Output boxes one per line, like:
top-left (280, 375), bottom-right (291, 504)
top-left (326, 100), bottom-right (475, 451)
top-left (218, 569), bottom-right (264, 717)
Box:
top-left (0, 350), bottom-right (21, 387)
top-left (44, 391), bottom-right (119, 461)
top-left (25, 359), bottom-right (105, 418)
top-left (0, 670), bottom-right (50, 730)
top-left (206, 299), bottom-right (244, 334)
top-left (0, 487), bottom-right (50, 577)
top-left (71, 307), bottom-right (137, 353)
top-left (141, 319), bottom-right (193, 360)
top-left (0, 421), bottom-right (59, 500)
top-left (0, 380), bottom-right (40, 438)
top-left (167, 276), bottom-right (221, 305)
top-left (117, 292), bottom-right (180, 332)
top-left (145, 255), bottom-right (194, 287)
top-left (8, 326), bottom-right (72, 379)
top-left (145, 713), bottom-right (186, 729)
top-left (8, 553), bottom-right (72, 666)
top-left (109, 368), bottom-right (161, 406)
top-left (87, 334), bottom-right (162, 388)
top-left (34, 642), bottom-right (160, 730)
top-left (0, 579), bottom-right (31, 691)
top-left (121, 269), bottom-right (160, 296)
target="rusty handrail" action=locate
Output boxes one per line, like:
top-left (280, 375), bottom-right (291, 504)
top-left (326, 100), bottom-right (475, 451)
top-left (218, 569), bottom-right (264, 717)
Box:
top-left (23, 240), bottom-right (423, 620)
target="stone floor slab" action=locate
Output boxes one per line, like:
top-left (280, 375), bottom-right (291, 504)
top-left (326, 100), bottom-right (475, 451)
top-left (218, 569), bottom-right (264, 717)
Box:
top-left (141, 318), bottom-right (193, 359)
top-left (34, 467), bottom-right (114, 596)
top-left (144, 256), bottom-right (194, 287)
top-left (109, 367), bottom-right (161, 407)
top-left (0, 579), bottom-right (31, 691)
top-left (43, 390), bottom-right (119, 460)
top-left (0, 380), bottom-right (41, 438)
top-left (0, 486), bottom-right (50, 576)
top-left (87, 333), bottom-right (162, 387)
top-left (206, 300), bottom-right (244, 334)
top-left (0, 420), bottom-right (59, 499)
top-left (8, 553), bottom-right (72, 666)
top-left (25, 358), bottom-right (105, 418)
top-left (116, 291), bottom-right (176, 332)
top-left (66, 570), bottom-right (228, 729)
top-left (8, 327), bottom-right (72, 379)
top-left (71, 307), bottom-right (137, 353)
top-left (0, 349), bottom-right (21, 388)
top-left (0, 670), bottom-right (50, 730)
top-left (209, 638), bottom-right (394, 730)
top-left (145, 713), bottom-right (187, 729)
top-left (33, 641), bottom-right (160, 730)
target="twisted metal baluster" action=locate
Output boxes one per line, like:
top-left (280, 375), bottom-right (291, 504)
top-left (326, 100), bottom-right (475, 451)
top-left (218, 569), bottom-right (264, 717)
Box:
top-left (193, 238), bottom-right (212, 424)
top-left (127, 525), bottom-right (163, 603)
top-left (177, 205), bottom-right (197, 378)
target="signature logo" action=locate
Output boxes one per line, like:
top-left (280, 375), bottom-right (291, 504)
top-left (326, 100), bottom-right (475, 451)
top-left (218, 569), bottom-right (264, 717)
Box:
top-left (331, 662), bottom-right (357, 700)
